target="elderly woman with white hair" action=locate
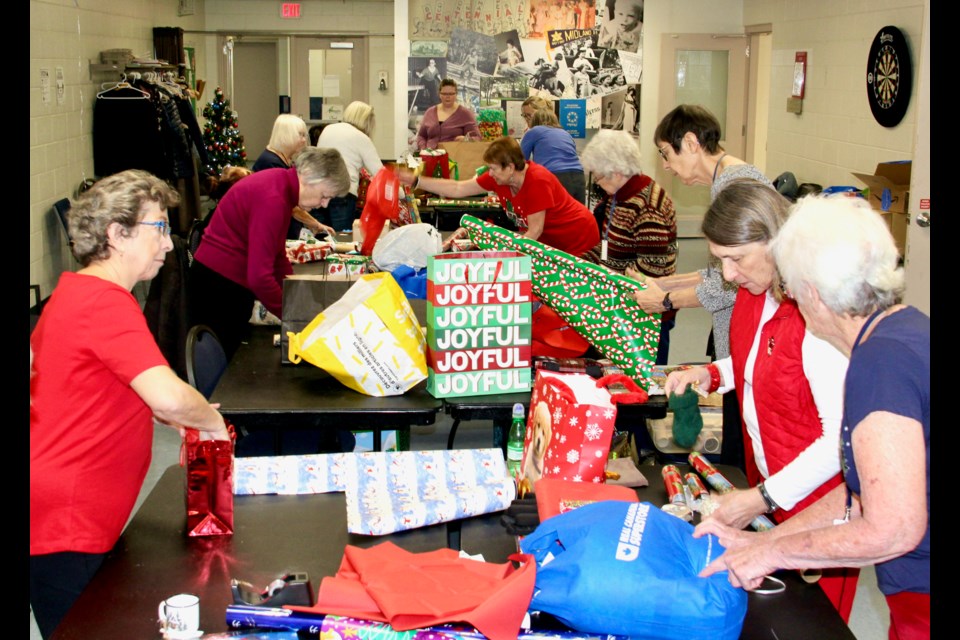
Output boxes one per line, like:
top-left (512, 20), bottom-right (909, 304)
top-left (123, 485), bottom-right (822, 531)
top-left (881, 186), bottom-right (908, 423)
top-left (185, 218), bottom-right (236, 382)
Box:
top-left (316, 100), bottom-right (385, 231)
top-left (696, 194), bottom-right (930, 639)
top-left (579, 128), bottom-right (677, 363)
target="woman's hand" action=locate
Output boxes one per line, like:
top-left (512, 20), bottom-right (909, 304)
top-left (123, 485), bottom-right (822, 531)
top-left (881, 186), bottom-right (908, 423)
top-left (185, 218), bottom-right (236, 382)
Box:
top-left (664, 366), bottom-right (710, 396)
top-left (398, 167), bottom-right (418, 188)
top-left (698, 487), bottom-right (769, 530)
top-left (630, 276), bottom-right (668, 313)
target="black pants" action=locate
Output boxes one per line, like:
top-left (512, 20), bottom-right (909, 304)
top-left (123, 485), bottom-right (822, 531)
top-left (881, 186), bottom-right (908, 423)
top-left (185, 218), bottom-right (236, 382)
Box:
top-left (554, 170), bottom-right (586, 204)
top-left (187, 259), bottom-right (255, 361)
top-left (31, 551), bottom-right (106, 639)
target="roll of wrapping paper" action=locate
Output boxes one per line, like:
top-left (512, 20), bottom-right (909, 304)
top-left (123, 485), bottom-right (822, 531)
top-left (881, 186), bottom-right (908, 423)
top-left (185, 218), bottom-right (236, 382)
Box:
top-left (660, 464), bottom-right (692, 521)
top-left (684, 472), bottom-right (709, 504)
top-left (688, 452), bottom-right (775, 531)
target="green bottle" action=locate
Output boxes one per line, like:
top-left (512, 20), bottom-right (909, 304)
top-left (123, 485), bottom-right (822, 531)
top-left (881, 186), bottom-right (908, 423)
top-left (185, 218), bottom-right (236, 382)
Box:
top-left (506, 403), bottom-right (526, 479)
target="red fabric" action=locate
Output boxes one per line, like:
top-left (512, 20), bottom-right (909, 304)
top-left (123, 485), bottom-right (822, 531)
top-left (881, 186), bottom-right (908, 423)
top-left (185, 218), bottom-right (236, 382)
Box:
top-left (729, 288), bottom-right (843, 520)
top-left (886, 590), bottom-right (930, 640)
top-left (358, 168), bottom-right (401, 255)
top-left (31, 273), bottom-right (168, 555)
top-left (476, 162), bottom-right (599, 257)
top-left (595, 373), bottom-right (649, 405)
top-left (534, 478), bottom-right (638, 521)
top-left (289, 542), bottom-right (535, 640)
top-left (817, 568), bottom-right (860, 624)
top-left (531, 302), bottom-right (590, 358)
top-left (182, 425), bottom-right (236, 537)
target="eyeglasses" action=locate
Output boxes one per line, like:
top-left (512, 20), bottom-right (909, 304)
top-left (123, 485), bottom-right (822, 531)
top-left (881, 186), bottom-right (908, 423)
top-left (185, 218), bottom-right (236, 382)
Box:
top-left (657, 145), bottom-right (672, 162)
top-left (139, 220), bottom-right (171, 237)
top-left (439, 92), bottom-right (457, 96)
top-left (779, 280), bottom-right (795, 300)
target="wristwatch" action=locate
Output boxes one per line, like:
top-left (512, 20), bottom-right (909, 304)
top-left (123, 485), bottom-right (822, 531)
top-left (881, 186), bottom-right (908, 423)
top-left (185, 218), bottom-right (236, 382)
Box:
top-left (662, 292), bottom-right (674, 311)
top-left (758, 481), bottom-right (780, 513)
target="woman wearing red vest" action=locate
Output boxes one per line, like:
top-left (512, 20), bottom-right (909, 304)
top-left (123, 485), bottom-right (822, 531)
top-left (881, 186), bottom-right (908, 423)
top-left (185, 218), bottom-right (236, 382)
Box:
top-left (663, 178), bottom-right (859, 620)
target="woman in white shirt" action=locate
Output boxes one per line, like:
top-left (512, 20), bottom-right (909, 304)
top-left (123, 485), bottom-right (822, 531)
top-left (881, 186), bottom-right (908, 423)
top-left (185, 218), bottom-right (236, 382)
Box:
top-left (316, 101), bottom-right (384, 231)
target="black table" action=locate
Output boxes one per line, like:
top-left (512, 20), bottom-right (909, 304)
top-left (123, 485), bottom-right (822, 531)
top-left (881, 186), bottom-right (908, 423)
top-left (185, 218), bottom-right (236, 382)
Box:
top-left (443, 392), bottom-right (669, 450)
top-left (52, 462), bottom-right (855, 640)
top-left (211, 325), bottom-right (442, 453)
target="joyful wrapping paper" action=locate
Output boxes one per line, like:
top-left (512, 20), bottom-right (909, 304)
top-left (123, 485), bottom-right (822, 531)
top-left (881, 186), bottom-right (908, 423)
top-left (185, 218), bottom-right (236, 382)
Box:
top-left (344, 449), bottom-right (516, 535)
top-left (461, 215), bottom-right (661, 390)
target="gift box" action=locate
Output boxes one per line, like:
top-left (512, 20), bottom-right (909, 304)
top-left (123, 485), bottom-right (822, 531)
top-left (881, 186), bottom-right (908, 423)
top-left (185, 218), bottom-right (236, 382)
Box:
top-left (426, 251), bottom-right (533, 398)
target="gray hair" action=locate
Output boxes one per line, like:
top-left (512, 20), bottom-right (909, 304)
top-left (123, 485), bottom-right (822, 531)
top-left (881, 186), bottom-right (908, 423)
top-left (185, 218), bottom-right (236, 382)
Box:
top-left (267, 114), bottom-right (307, 156)
top-left (68, 169), bottom-right (179, 267)
top-left (294, 147), bottom-right (351, 195)
top-left (343, 101), bottom-right (375, 137)
top-left (771, 193), bottom-right (904, 317)
top-left (580, 129), bottom-right (644, 178)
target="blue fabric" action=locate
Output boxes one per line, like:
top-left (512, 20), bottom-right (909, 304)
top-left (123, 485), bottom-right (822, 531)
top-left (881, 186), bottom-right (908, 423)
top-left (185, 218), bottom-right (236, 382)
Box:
top-left (520, 126), bottom-right (584, 174)
top-left (390, 265), bottom-right (427, 300)
top-left (520, 501), bottom-right (747, 639)
top-left (843, 307), bottom-right (929, 595)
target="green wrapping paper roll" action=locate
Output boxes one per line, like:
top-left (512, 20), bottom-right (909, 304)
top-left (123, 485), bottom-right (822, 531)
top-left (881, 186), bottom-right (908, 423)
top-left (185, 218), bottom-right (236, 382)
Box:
top-left (461, 214), bottom-right (661, 390)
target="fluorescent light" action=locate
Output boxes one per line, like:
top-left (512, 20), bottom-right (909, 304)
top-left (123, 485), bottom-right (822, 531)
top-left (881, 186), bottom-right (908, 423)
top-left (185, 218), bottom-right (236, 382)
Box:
top-left (330, 42), bottom-right (354, 49)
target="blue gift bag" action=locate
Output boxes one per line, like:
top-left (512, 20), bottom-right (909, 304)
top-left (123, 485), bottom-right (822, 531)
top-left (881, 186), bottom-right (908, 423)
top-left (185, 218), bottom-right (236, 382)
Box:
top-left (519, 501), bottom-right (747, 640)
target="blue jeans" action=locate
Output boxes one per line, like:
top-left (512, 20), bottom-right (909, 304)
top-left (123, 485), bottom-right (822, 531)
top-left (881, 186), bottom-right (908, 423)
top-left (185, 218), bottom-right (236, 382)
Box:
top-left (311, 193), bottom-right (358, 233)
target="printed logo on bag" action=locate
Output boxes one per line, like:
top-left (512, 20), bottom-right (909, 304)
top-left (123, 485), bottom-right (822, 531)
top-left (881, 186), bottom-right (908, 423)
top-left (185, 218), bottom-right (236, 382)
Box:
top-left (615, 502), bottom-right (650, 561)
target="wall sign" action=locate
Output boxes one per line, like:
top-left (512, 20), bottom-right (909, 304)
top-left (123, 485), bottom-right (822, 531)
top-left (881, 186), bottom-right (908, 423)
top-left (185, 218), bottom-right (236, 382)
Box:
top-left (866, 26), bottom-right (912, 127)
top-left (792, 52), bottom-right (807, 99)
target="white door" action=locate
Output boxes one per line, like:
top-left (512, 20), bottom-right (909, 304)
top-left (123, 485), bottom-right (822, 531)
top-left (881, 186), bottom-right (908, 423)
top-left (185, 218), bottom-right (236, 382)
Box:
top-left (656, 33), bottom-right (749, 229)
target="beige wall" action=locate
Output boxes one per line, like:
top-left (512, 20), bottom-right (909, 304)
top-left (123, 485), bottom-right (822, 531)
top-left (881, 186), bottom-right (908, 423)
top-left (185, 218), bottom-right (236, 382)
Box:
top-left (29, 0), bottom-right (929, 308)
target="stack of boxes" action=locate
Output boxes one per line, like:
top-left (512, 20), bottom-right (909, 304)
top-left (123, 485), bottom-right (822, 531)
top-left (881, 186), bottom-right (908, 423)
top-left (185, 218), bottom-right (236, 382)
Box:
top-left (426, 252), bottom-right (533, 398)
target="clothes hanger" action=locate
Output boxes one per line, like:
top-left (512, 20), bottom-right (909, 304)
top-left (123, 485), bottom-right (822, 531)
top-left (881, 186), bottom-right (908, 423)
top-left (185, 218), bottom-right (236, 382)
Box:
top-left (97, 73), bottom-right (150, 99)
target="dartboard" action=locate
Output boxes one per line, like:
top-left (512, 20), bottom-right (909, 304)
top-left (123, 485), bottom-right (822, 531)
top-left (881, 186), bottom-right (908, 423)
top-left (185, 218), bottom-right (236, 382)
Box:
top-left (866, 26), bottom-right (912, 127)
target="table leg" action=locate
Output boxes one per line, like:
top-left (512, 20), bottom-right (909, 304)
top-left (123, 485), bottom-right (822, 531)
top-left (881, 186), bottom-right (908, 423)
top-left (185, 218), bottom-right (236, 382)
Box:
top-left (446, 419), bottom-right (461, 450)
top-left (373, 429), bottom-right (381, 452)
top-left (446, 519), bottom-right (462, 550)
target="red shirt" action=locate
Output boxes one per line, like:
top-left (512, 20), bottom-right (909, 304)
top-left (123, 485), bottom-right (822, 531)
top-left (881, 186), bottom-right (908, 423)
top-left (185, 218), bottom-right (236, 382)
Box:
top-left (476, 162), bottom-right (598, 256)
top-left (31, 273), bottom-right (167, 555)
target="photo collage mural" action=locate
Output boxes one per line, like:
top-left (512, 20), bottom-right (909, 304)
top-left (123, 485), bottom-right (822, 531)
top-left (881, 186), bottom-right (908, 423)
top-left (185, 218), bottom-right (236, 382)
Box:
top-left (407, 0), bottom-right (644, 141)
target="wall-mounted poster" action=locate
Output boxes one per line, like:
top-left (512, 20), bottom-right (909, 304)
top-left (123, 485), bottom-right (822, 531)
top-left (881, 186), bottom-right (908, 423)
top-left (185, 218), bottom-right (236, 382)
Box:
top-left (558, 99), bottom-right (586, 138)
top-left (408, 57), bottom-right (448, 115)
top-left (528, 0), bottom-right (598, 38)
top-left (596, 0), bottom-right (643, 53)
top-left (410, 0), bottom-right (531, 39)
top-left (610, 83), bottom-right (639, 136)
top-left (494, 30), bottom-right (526, 71)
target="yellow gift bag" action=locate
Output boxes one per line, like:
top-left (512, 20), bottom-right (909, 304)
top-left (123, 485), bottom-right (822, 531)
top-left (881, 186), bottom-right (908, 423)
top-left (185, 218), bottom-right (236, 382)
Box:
top-left (286, 272), bottom-right (427, 396)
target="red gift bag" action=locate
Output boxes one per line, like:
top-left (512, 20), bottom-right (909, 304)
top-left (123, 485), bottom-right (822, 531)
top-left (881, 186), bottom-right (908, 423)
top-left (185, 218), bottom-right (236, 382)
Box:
top-left (520, 370), bottom-right (618, 486)
top-left (181, 424), bottom-right (236, 537)
top-left (358, 167), bottom-right (401, 255)
top-left (419, 150), bottom-right (450, 179)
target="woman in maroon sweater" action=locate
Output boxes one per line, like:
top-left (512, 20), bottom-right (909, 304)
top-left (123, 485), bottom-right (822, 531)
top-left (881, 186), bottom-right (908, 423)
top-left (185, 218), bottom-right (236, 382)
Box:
top-left (415, 79), bottom-right (481, 150)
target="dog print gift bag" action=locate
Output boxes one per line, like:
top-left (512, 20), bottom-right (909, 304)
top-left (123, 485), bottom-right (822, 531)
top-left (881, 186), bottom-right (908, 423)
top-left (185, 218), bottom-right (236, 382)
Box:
top-left (520, 370), bottom-right (618, 486)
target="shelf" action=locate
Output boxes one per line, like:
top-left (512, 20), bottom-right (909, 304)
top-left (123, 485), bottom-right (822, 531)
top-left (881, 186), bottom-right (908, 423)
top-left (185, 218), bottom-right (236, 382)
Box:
top-left (89, 61), bottom-right (178, 74)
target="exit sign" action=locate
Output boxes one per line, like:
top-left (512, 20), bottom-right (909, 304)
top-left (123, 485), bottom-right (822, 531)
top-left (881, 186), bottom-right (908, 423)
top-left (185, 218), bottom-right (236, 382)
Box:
top-left (281, 3), bottom-right (301, 18)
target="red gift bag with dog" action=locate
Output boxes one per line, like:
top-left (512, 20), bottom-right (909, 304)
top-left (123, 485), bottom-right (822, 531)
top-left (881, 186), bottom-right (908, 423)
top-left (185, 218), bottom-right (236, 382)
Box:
top-left (520, 370), bottom-right (624, 485)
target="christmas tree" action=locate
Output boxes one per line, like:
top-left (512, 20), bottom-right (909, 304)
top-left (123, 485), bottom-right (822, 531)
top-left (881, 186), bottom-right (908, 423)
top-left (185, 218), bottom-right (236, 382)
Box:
top-left (201, 87), bottom-right (247, 175)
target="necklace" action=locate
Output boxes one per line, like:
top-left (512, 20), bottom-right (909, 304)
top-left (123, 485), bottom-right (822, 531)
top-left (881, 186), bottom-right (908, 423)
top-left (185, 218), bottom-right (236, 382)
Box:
top-left (712, 153), bottom-right (728, 183)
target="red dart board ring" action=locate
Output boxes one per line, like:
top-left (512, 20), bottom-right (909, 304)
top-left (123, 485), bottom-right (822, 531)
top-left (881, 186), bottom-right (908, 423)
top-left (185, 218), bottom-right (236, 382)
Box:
top-left (866, 26), bottom-right (912, 127)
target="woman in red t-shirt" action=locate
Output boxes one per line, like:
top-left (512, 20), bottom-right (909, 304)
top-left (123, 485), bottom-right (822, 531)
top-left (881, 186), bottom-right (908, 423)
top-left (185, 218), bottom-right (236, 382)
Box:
top-left (401, 136), bottom-right (598, 256)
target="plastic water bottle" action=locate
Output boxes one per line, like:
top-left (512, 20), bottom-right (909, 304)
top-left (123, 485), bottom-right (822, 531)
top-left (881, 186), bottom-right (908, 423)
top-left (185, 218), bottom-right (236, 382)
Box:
top-left (506, 403), bottom-right (526, 480)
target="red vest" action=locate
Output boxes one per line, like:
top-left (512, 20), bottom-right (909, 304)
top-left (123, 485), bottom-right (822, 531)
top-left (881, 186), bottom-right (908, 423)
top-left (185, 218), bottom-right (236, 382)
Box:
top-left (729, 288), bottom-right (842, 522)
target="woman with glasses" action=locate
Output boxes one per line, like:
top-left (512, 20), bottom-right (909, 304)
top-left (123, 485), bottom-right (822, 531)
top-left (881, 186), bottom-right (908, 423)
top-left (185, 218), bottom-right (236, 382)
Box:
top-left (30, 170), bottom-right (231, 640)
top-left (579, 129), bottom-right (676, 363)
top-left (661, 179), bottom-right (859, 622)
top-left (415, 78), bottom-right (480, 150)
top-left (189, 147), bottom-right (350, 358)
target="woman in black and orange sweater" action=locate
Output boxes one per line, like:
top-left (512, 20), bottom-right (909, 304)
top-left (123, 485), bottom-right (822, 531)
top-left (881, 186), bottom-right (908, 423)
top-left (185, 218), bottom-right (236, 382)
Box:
top-left (579, 129), bottom-right (678, 364)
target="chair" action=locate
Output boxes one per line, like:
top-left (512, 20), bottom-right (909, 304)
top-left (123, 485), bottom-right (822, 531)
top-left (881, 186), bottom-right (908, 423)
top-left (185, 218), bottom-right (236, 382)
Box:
top-left (185, 324), bottom-right (227, 400)
top-left (53, 198), bottom-right (72, 246)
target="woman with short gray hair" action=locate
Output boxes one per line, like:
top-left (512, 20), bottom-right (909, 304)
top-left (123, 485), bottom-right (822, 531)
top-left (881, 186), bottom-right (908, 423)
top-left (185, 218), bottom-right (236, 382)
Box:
top-left (190, 146), bottom-right (350, 358)
top-left (698, 194), bottom-right (929, 638)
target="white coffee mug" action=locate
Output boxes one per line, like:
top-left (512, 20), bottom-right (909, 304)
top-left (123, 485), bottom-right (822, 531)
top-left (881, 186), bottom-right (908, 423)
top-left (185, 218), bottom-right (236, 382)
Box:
top-left (158, 593), bottom-right (200, 638)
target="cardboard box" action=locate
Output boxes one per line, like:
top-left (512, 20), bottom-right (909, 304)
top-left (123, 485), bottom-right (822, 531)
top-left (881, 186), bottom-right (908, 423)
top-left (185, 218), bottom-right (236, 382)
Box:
top-left (851, 161), bottom-right (911, 255)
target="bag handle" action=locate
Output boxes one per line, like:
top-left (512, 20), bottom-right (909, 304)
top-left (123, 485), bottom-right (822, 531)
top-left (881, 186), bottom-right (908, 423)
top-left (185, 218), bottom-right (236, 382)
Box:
top-left (594, 374), bottom-right (649, 404)
top-left (538, 376), bottom-right (578, 405)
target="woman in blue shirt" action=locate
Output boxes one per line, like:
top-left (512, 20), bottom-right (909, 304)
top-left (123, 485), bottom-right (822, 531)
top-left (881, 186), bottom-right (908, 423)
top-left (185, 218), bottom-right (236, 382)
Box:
top-left (520, 108), bottom-right (585, 204)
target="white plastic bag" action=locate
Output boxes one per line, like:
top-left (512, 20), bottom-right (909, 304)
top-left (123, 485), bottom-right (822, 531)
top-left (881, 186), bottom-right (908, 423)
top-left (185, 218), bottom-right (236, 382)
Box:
top-left (372, 223), bottom-right (443, 272)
